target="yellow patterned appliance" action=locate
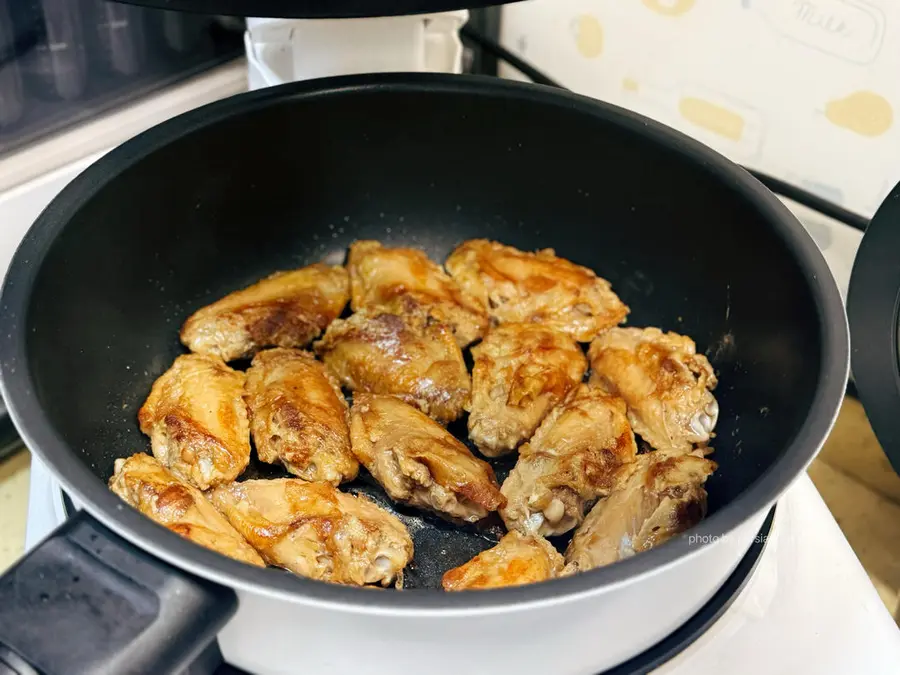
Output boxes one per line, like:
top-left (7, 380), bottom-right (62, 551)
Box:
top-left (501, 0), bottom-right (899, 217)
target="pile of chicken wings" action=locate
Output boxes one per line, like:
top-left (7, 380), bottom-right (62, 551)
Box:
top-left (110, 238), bottom-right (719, 591)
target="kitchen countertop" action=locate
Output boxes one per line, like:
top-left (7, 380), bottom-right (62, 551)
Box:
top-left (812, 397), bottom-right (900, 620)
top-left (0, 448), bottom-right (29, 572)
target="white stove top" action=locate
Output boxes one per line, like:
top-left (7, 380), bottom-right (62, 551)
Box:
top-left (4, 64), bottom-right (899, 675)
top-left (664, 475), bottom-right (900, 674)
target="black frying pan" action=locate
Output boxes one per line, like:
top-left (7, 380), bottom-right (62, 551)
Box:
top-left (114, 0), bottom-right (521, 19)
top-left (0, 73), bottom-right (847, 674)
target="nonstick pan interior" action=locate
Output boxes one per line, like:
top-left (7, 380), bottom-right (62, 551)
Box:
top-left (15, 76), bottom-right (831, 590)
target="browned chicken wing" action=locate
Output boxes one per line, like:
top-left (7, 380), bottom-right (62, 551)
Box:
top-left (445, 239), bottom-right (629, 342)
top-left (244, 348), bottom-right (358, 485)
top-left (139, 353), bottom-right (250, 490)
top-left (347, 240), bottom-right (488, 347)
top-left (315, 304), bottom-right (470, 424)
top-left (588, 327), bottom-right (719, 454)
top-left (500, 385), bottom-right (638, 537)
top-left (109, 453), bottom-right (264, 567)
top-left (181, 263), bottom-right (349, 362)
top-left (442, 531), bottom-right (564, 591)
top-left (209, 478), bottom-right (413, 587)
top-left (563, 449), bottom-right (716, 573)
top-left (349, 394), bottom-right (505, 522)
top-left (467, 323), bottom-right (587, 457)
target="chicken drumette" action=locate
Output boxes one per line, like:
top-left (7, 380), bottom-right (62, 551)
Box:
top-left (349, 394), bottom-right (505, 523)
top-left (588, 327), bottom-right (719, 454)
top-left (209, 478), bottom-right (413, 587)
top-left (467, 323), bottom-right (587, 457)
top-left (564, 449), bottom-right (716, 573)
top-left (109, 453), bottom-right (264, 567)
top-left (138, 353), bottom-right (250, 490)
top-left (500, 385), bottom-right (638, 537)
top-left (347, 240), bottom-right (488, 348)
top-left (181, 263), bottom-right (349, 362)
top-left (442, 531), bottom-right (564, 591)
top-left (244, 348), bottom-right (358, 485)
top-left (445, 239), bottom-right (629, 342)
top-left (315, 303), bottom-right (470, 424)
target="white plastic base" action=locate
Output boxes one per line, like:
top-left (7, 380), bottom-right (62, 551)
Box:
top-left (245, 12), bottom-right (467, 90)
top-left (24, 460), bottom-right (900, 674)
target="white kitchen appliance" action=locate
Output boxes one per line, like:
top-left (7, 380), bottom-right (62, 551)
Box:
top-left (498, 0), bottom-right (900, 220)
top-left (1, 3), bottom-right (899, 674)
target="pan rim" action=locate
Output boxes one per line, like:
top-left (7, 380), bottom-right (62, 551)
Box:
top-left (0, 72), bottom-right (849, 614)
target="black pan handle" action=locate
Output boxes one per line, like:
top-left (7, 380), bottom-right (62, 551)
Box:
top-left (0, 510), bottom-right (236, 675)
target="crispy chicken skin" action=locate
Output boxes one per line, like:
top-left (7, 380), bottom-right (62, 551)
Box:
top-left (347, 240), bottom-right (488, 348)
top-left (244, 348), bottom-right (358, 485)
top-left (442, 531), bottom-right (564, 591)
top-left (315, 304), bottom-right (470, 424)
top-left (209, 478), bottom-right (413, 587)
top-left (467, 323), bottom-right (587, 457)
top-left (109, 453), bottom-right (264, 567)
top-left (445, 239), bottom-right (629, 342)
top-left (563, 450), bottom-right (716, 573)
top-left (349, 394), bottom-right (505, 522)
top-left (588, 327), bottom-right (719, 454)
top-left (501, 385), bottom-right (638, 537)
top-left (181, 263), bottom-right (349, 362)
top-left (139, 353), bottom-right (250, 490)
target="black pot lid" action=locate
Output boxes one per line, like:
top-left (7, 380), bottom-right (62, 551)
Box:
top-left (115, 0), bottom-right (518, 18)
top-left (847, 178), bottom-right (900, 477)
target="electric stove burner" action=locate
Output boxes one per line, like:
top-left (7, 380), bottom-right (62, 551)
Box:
top-left (202, 508), bottom-right (774, 675)
top-left (60, 491), bottom-right (774, 675)
top-left (603, 507), bottom-right (774, 674)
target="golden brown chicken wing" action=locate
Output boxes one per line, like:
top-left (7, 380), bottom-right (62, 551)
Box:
top-left (445, 239), bottom-right (629, 342)
top-left (349, 394), bottom-right (505, 522)
top-left (109, 453), bottom-right (264, 567)
top-left (467, 323), bottom-right (587, 457)
top-left (209, 478), bottom-right (413, 587)
top-left (347, 240), bottom-right (488, 347)
top-left (181, 263), bottom-right (349, 362)
top-left (500, 385), bottom-right (638, 537)
top-left (315, 304), bottom-right (470, 424)
top-left (588, 327), bottom-right (719, 454)
top-left (441, 531), bottom-right (564, 591)
top-left (138, 353), bottom-right (250, 490)
top-left (563, 449), bottom-right (716, 573)
top-left (244, 348), bottom-right (358, 485)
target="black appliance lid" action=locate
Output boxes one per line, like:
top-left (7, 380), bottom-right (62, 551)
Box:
top-left (847, 178), bottom-right (900, 477)
top-left (114, 0), bottom-right (518, 19)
